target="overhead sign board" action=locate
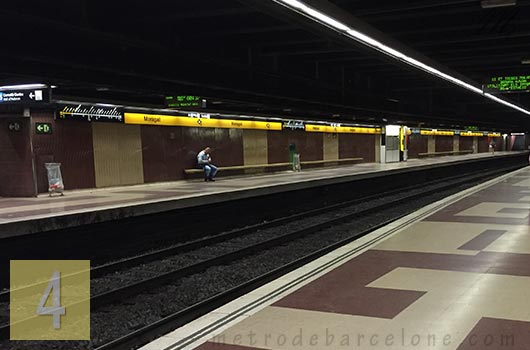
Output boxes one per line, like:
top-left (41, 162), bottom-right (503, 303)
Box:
top-left (35, 122), bottom-right (52, 134)
top-left (125, 113), bottom-right (282, 131)
top-left (0, 89), bottom-right (50, 104)
top-left (165, 95), bottom-right (204, 108)
top-left (484, 75), bottom-right (530, 93)
top-left (57, 104), bottom-right (124, 123)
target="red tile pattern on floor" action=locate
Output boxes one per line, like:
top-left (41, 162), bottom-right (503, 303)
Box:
top-left (458, 230), bottom-right (507, 251)
top-left (425, 181), bottom-right (530, 225)
top-left (456, 317), bottom-right (530, 350)
top-left (274, 249), bottom-right (530, 317)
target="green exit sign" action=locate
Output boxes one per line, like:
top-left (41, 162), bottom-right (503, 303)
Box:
top-left (165, 95), bottom-right (204, 108)
top-left (36, 122), bottom-right (52, 134)
top-left (484, 75), bottom-right (530, 93)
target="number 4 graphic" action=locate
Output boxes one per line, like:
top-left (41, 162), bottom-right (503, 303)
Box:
top-left (36, 271), bottom-right (66, 329)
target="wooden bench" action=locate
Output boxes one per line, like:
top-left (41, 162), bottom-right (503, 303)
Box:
top-left (184, 157), bottom-right (363, 178)
top-left (417, 150), bottom-right (473, 158)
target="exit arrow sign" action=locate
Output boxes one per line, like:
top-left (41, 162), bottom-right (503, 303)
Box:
top-left (35, 122), bottom-right (52, 134)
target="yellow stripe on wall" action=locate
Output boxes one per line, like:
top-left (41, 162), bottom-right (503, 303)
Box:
top-left (124, 113), bottom-right (282, 131)
top-left (305, 124), bottom-right (382, 134)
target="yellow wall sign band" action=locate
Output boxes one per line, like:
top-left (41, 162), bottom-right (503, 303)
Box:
top-left (420, 130), bottom-right (455, 136)
top-left (488, 133), bottom-right (502, 137)
top-left (460, 131), bottom-right (484, 137)
top-left (124, 113), bottom-right (283, 131)
top-left (305, 124), bottom-right (382, 134)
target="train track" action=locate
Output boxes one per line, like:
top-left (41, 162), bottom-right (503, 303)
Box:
top-left (0, 164), bottom-right (523, 349)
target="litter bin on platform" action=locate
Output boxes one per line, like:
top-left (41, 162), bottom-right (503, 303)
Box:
top-left (292, 153), bottom-right (301, 172)
top-left (45, 163), bottom-right (64, 196)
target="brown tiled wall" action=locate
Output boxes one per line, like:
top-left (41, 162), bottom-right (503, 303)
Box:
top-left (478, 137), bottom-right (490, 153)
top-left (435, 136), bottom-right (453, 152)
top-left (0, 116), bottom-right (35, 197)
top-left (407, 134), bottom-right (427, 158)
top-left (32, 112), bottom-right (96, 193)
top-left (180, 127), bottom-right (244, 167)
top-left (459, 137), bottom-right (474, 152)
top-left (267, 130), bottom-right (323, 163)
top-left (141, 126), bottom-right (183, 183)
top-left (339, 134), bottom-right (376, 162)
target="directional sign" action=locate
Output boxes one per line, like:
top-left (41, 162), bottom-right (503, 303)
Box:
top-left (35, 122), bottom-right (52, 134)
top-left (0, 89), bottom-right (50, 104)
top-left (8, 122), bottom-right (21, 132)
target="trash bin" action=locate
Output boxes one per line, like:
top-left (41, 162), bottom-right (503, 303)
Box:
top-left (288, 143), bottom-right (296, 163)
top-left (292, 153), bottom-right (301, 172)
top-left (45, 163), bottom-right (64, 196)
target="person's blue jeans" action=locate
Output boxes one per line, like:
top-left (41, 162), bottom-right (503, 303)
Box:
top-left (202, 164), bottom-right (218, 179)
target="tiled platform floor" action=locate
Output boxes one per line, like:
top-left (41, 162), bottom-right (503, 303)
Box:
top-left (0, 152), bottom-right (519, 227)
top-left (144, 162), bottom-right (530, 350)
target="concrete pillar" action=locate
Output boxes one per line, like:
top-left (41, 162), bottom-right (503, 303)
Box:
top-left (323, 133), bottom-right (339, 161)
top-left (375, 134), bottom-right (381, 163)
top-left (473, 137), bottom-right (478, 153)
top-left (428, 136), bottom-right (435, 153)
top-left (453, 135), bottom-right (459, 152)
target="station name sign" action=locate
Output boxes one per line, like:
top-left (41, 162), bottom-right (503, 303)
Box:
top-left (484, 75), bottom-right (530, 93)
top-left (0, 88), bottom-right (50, 104)
top-left (58, 104), bottom-right (124, 123)
top-left (283, 120), bottom-right (305, 130)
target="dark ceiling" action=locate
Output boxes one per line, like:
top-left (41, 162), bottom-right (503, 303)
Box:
top-left (1, 0), bottom-right (530, 131)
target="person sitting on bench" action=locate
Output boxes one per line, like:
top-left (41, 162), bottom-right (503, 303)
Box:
top-left (197, 146), bottom-right (218, 181)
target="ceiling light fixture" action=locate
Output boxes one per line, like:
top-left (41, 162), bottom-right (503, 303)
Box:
top-left (481, 0), bottom-right (517, 8)
top-left (0, 83), bottom-right (48, 91)
top-left (271, 0), bottom-right (530, 116)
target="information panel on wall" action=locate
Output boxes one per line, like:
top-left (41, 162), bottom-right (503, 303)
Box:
top-left (57, 104), bottom-right (124, 123)
top-left (124, 113), bottom-right (282, 131)
top-left (484, 75), bottom-right (530, 93)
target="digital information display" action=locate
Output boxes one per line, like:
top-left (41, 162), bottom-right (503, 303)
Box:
top-left (484, 75), bottom-right (530, 93)
top-left (165, 95), bottom-right (204, 108)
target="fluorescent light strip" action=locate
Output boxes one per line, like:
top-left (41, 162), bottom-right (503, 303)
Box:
top-left (0, 83), bottom-right (47, 91)
top-left (485, 93), bottom-right (530, 116)
top-left (272, 0), bottom-right (530, 116)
